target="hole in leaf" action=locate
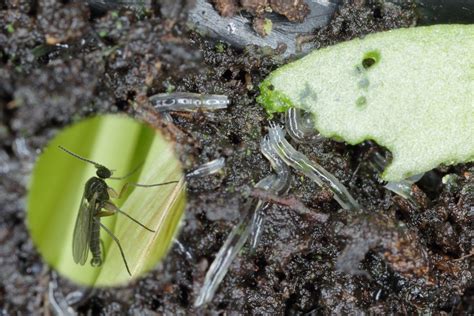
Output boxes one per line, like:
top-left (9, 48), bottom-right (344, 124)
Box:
top-left (362, 50), bottom-right (381, 69)
top-left (362, 58), bottom-right (376, 69)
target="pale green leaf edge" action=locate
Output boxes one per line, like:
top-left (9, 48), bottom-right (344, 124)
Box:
top-left (257, 24), bottom-right (474, 181)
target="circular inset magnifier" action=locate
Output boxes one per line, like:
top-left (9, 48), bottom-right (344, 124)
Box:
top-left (27, 115), bottom-right (186, 287)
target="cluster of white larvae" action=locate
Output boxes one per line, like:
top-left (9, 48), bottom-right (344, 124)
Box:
top-left (147, 92), bottom-right (421, 306)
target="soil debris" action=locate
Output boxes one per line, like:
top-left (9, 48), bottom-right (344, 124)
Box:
top-left (211, 0), bottom-right (309, 22)
top-left (189, 0), bottom-right (336, 57)
top-left (269, 0), bottom-right (309, 22)
top-left (0, 0), bottom-right (472, 314)
top-left (210, 0), bottom-right (238, 17)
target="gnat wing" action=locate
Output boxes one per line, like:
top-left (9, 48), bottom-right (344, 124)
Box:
top-left (72, 192), bottom-right (97, 265)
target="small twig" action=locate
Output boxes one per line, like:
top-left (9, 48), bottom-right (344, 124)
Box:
top-left (453, 249), bottom-right (474, 261)
top-left (250, 188), bottom-right (329, 223)
top-left (349, 162), bottom-right (361, 186)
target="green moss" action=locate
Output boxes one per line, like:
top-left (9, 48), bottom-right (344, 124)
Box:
top-left (215, 42), bottom-right (226, 53)
top-left (263, 18), bottom-right (273, 36)
top-left (6, 23), bottom-right (14, 33)
top-left (256, 80), bottom-right (294, 115)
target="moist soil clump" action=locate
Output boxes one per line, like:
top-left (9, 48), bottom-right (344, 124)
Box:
top-left (0, 0), bottom-right (472, 314)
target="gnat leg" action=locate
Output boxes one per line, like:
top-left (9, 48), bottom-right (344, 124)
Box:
top-left (95, 218), bottom-right (131, 276)
top-left (107, 184), bottom-right (129, 199)
top-left (109, 163), bottom-right (143, 180)
top-left (102, 201), bottom-right (155, 233)
top-left (107, 179), bottom-right (179, 199)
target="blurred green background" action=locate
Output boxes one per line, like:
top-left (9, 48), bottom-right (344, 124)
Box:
top-left (27, 115), bottom-right (186, 287)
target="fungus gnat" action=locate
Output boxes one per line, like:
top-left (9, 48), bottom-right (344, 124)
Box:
top-left (59, 146), bottom-right (178, 276)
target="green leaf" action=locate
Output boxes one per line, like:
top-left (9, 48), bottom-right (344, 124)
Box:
top-left (257, 25), bottom-right (474, 181)
top-left (27, 115), bottom-right (185, 287)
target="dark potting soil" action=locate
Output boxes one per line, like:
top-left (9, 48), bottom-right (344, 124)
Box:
top-left (0, 0), bottom-right (472, 314)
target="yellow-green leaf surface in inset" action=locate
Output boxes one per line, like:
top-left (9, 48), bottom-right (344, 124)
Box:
top-left (27, 114), bottom-right (186, 287)
top-left (258, 25), bottom-right (474, 181)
